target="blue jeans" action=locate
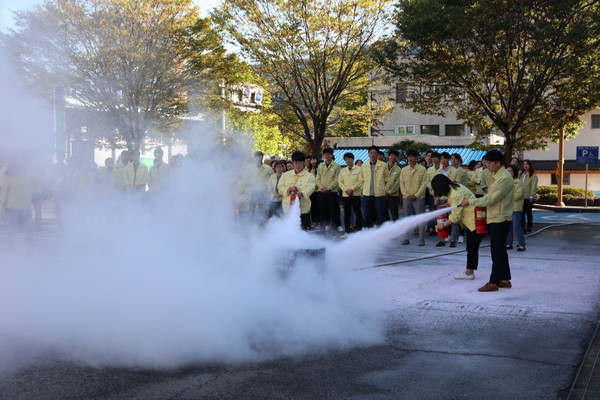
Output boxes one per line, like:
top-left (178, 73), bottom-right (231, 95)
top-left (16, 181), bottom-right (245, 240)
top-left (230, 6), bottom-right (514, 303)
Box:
top-left (361, 196), bottom-right (385, 228)
top-left (507, 211), bottom-right (525, 247)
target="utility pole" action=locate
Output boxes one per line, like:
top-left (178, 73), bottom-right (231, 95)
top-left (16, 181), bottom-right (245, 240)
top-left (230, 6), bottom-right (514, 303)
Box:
top-left (555, 118), bottom-right (565, 207)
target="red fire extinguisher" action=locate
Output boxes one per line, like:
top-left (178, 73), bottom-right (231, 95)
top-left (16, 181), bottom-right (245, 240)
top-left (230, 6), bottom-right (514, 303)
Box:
top-left (290, 191), bottom-right (297, 204)
top-left (474, 206), bottom-right (487, 234)
top-left (436, 214), bottom-right (449, 239)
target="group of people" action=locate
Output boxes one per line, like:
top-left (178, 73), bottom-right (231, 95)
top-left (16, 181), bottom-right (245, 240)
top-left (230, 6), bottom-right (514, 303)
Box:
top-left (1, 144), bottom-right (539, 292)
top-left (253, 146), bottom-right (538, 293)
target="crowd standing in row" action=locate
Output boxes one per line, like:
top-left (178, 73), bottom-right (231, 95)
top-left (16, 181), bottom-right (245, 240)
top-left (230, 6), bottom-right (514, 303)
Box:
top-left (1, 146), bottom-right (538, 292)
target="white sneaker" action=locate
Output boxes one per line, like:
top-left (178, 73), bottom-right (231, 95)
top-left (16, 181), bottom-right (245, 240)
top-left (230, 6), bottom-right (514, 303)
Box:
top-left (454, 271), bottom-right (475, 280)
top-left (458, 236), bottom-right (464, 244)
top-left (337, 226), bottom-right (345, 233)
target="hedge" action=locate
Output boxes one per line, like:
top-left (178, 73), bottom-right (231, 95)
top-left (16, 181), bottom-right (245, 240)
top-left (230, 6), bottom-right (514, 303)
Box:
top-left (536, 186), bottom-right (597, 205)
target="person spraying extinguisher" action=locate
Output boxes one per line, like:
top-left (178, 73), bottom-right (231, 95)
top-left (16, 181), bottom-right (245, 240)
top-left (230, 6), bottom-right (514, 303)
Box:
top-left (431, 174), bottom-right (486, 281)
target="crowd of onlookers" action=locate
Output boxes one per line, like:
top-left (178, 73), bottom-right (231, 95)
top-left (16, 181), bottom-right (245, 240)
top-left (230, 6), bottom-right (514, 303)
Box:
top-left (0, 146), bottom-right (538, 250)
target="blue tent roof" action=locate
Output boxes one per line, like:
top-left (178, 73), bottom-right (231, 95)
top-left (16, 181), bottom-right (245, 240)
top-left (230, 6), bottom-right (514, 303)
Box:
top-left (333, 147), bottom-right (487, 165)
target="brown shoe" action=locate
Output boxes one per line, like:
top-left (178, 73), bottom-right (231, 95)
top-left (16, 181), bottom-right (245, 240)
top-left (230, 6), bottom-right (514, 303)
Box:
top-left (478, 282), bottom-right (499, 292)
top-left (499, 280), bottom-right (512, 288)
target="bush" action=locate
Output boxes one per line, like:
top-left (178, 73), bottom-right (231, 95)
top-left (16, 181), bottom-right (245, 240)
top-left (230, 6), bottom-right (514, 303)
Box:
top-left (536, 186), bottom-right (596, 205)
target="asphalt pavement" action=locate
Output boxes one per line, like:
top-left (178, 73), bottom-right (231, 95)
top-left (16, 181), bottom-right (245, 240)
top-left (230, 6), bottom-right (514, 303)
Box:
top-left (0, 213), bottom-right (598, 400)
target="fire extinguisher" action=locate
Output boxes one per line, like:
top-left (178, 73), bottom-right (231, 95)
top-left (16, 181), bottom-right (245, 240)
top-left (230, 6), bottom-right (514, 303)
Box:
top-left (290, 191), bottom-right (297, 204)
top-left (474, 206), bottom-right (487, 234)
top-left (436, 214), bottom-right (449, 239)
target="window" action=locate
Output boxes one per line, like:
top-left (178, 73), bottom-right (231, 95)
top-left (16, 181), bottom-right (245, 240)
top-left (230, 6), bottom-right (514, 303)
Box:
top-left (445, 124), bottom-right (464, 136)
top-left (396, 125), bottom-right (416, 135)
top-left (420, 125), bottom-right (440, 135)
top-left (592, 114), bottom-right (600, 129)
top-left (551, 173), bottom-right (570, 185)
top-left (395, 83), bottom-right (415, 103)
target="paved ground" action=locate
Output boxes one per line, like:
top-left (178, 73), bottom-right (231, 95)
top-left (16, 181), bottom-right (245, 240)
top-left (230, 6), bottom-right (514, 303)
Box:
top-left (0, 212), bottom-right (598, 400)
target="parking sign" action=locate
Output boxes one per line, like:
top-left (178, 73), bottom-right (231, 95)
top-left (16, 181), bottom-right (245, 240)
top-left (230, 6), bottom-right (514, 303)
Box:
top-left (576, 146), bottom-right (599, 164)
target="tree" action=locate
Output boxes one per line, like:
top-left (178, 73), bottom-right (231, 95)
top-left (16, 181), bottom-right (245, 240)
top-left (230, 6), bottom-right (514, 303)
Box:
top-left (213, 0), bottom-right (392, 156)
top-left (3, 0), bottom-right (207, 152)
top-left (389, 139), bottom-right (431, 164)
top-left (380, 0), bottom-right (600, 163)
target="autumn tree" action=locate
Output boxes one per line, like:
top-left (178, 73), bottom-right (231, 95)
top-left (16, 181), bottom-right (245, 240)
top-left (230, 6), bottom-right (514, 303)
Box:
top-left (380, 0), bottom-right (600, 163)
top-left (3, 0), bottom-right (210, 152)
top-left (214, 0), bottom-right (392, 156)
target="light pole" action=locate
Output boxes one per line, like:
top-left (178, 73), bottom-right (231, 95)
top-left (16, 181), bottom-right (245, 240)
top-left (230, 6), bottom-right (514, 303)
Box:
top-left (555, 119), bottom-right (565, 207)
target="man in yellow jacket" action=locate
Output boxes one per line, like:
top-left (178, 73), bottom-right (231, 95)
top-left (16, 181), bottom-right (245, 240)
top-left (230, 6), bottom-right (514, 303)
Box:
top-left (358, 145), bottom-right (389, 228)
top-left (462, 150), bottom-right (514, 292)
top-left (0, 161), bottom-right (35, 243)
top-left (338, 152), bottom-right (363, 233)
top-left (384, 149), bottom-right (402, 222)
top-left (400, 149), bottom-right (428, 246)
top-left (278, 151), bottom-right (316, 230)
top-left (123, 150), bottom-right (149, 191)
top-left (316, 147), bottom-right (342, 233)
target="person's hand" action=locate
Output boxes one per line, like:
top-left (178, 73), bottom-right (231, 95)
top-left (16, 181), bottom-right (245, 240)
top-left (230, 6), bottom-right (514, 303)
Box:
top-left (346, 189), bottom-right (353, 196)
top-left (408, 195), bottom-right (417, 202)
top-left (297, 191), bottom-right (304, 198)
top-left (434, 199), bottom-right (439, 206)
top-left (289, 186), bottom-right (297, 193)
top-left (461, 199), bottom-right (470, 207)
top-left (321, 187), bottom-right (328, 193)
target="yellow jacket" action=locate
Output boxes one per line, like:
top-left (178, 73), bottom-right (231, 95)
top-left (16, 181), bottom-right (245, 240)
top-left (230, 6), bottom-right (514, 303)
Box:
top-left (338, 165), bottom-right (362, 198)
top-left (268, 173), bottom-right (284, 202)
top-left (427, 165), bottom-right (456, 189)
top-left (512, 178), bottom-right (524, 212)
top-left (123, 162), bottom-right (149, 189)
top-left (521, 173), bottom-right (538, 199)
top-left (0, 172), bottom-right (35, 210)
top-left (148, 161), bottom-right (170, 191)
top-left (278, 169), bottom-right (316, 214)
top-left (358, 160), bottom-right (390, 197)
top-left (454, 166), bottom-right (469, 186)
top-left (480, 169), bottom-right (492, 194)
top-left (447, 183), bottom-right (477, 231)
top-left (467, 169), bottom-right (485, 195)
top-left (400, 164), bottom-right (428, 199)
top-left (385, 164), bottom-right (402, 196)
top-left (316, 161), bottom-right (341, 192)
top-left (111, 161), bottom-right (129, 191)
top-left (471, 167), bottom-right (514, 223)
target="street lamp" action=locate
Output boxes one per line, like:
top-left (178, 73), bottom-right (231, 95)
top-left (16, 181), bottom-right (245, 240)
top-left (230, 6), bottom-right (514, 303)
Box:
top-left (555, 118), bottom-right (565, 207)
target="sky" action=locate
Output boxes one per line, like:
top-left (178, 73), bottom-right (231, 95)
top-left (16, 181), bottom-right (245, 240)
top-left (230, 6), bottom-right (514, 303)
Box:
top-left (0, 0), bottom-right (222, 33)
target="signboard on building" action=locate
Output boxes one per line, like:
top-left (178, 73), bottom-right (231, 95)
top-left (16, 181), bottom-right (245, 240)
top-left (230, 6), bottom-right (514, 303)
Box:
top-left (576, 146), bottom-right (599, 164)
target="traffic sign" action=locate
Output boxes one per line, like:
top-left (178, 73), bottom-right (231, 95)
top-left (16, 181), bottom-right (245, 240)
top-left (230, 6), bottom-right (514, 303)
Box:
top-left (576, 146), bottom-right (599, 164)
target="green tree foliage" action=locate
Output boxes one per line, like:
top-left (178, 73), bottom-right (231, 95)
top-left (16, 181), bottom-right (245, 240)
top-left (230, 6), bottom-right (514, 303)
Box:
top-left (380, 0), bottom-right (600, 163)
top-left (3, 0), bottom-right (209, 151)
top-left (214, 0), bottom-right (392, 157)
top-left (389, 139), bottom-right (432, 164)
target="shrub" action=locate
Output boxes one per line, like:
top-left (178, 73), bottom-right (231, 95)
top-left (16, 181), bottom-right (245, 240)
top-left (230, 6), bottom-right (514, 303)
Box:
top-left (536, 186), bottom-right (596, 205)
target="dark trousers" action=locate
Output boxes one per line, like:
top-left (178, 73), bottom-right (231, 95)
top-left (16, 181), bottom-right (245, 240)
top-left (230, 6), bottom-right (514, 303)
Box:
top-left (384, 196), bottom-right (400, 221)
top-left (318, 191), bottom-right (341, 229)
top-left (361, 196), bottom-right (385, 228)
top-left (488, 221), bottom-right (512, 284)
top-left (465, 227), bottom-right (485, 270)
top-left (426, 192), bottom-right (437, 230)
top-left (300, 213), bottom-right (312, 230)
top-left (342, 196), bottom-right (363, 232)
top-left (521, 199), bottom-right (534, 228)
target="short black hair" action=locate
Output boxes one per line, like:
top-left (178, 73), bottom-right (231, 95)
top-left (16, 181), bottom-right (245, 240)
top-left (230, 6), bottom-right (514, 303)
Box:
top-left (440, 152), bottom-right (451, 159)
top-left (322, 148), bottom-right (334, 154)
top-left (406, 149), bottom-right (419, 157)
top-left (451, 153), bottom-right (462, 162)
top-left (430, 151), bottom-right (441, 158)
top-left (483, 149), bottom-right (504, 163)
top-left (343, 152), bottom-right (354, 159)
top-left (368, 145), bottom-right (380, 153)
top-left (291, 151), bottom-right (306, 162)
top-left (388, 149), bottom-right (399, 157)
top-left (468, 160), bottom-right (478, 170)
